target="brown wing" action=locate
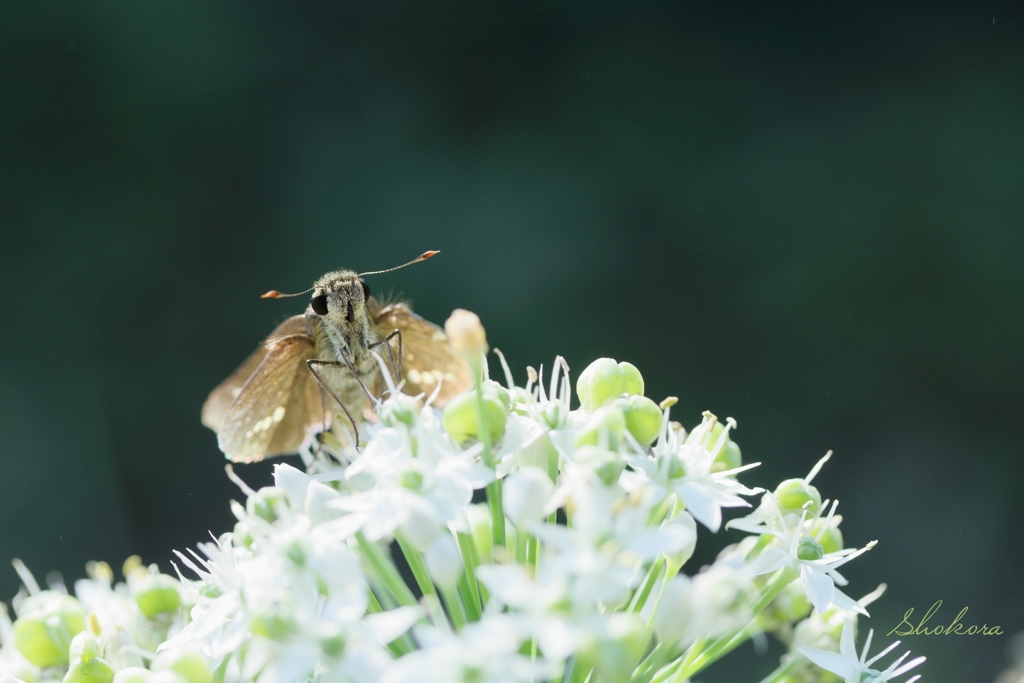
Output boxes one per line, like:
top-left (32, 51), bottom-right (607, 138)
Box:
top-left (201, 315), bottom-right (313, 430)
top-left (206, 316), bottom-right (326, 463)
top-left (370, 299), bottom-right (474, 406)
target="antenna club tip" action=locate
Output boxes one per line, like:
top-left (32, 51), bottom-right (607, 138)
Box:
top-left (261, 290), bottom-right (282, 299)
top-left (421, 250), bottom-right (440, 260)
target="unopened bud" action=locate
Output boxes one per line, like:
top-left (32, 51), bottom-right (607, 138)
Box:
top-left (576, 358), bottom-right (644, 412)
top-left (445, 309), bottom-right (488, 357)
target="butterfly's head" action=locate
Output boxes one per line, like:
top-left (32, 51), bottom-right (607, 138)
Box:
top-left (309, 269), bottom-right (371, 324)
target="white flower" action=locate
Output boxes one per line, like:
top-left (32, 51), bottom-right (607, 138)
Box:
top-left (476, 555), bottom-right (623, 662)
top-left (621, 413), bottom-right (761, 532)
top-left (332, 413), bottom-right (491, 547)
top-left (739, 496), bottom-right (875, 615)
top-left (381, 616), bottom-right (552, 683)
top-left (799, 620), bottom-right (925, 683)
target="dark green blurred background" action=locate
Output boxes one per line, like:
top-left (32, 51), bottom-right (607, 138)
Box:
top-left (2, 1), bottom-right (1022, 679)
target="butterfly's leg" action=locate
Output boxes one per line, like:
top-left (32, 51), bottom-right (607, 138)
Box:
top-left (306, 358), bottom-right (366, 450)
top-left (368, 329), bottom-right (402, 384)
top-left (314, 384), bottom-right (328, 459)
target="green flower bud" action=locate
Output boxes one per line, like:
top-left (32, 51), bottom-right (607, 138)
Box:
top-left (685, 422), bottom-right (742, 472)
top-left (150, 651), bottom-right (213, 683)
top-left (507, 387), bottom-right (533, 415)
top-left (67, 632), bottom-right (97, 664)
top-left (667, 456), bottom-right (687, 480)
top-left (576, 358), bottom-right (644, 412)
top-left (575, 405), bottom-right (627, 450)
top-left (63, 657), bottom-right (115, 683)
top-left (250, 608), bottom-right (297, 640)
top-left (442, 392), bottom-right (507, 443)
top-left (771, 580), bottom-right (813, 623)
top-left (14, 594), bottom-right (87, 668)
top-left (574, 446), bottom-right (626, 486)
top-left (379, 394), bottom-right (420, 427)
top-left (712, 440), bottom-right (742, 473)
top-left (619, 395), bottom-right (662, 446)
top-left (539, 402), bottom-right (568, 430)
top-left (482, 380), bottom-right (511, 412)
top-left (399, 469), bottom-right (424, 491)
top-left (809, 519), bottom-right (844, 555)
top-left (320, 633), bottom-right (347, 657)
top-left (134, 575), bottom-right (182, 618)
top-left (797, 537), bottom-right (824, 562)
top-left (284, 541), bottom-right (306, 566)
top-left (197, 583), bottom-right (221, 599)
top-left (775, 479), bottom-right (822, 517)
top-left (246, 487), bottom-right (287, 523)
top-left (232, 521), bottom-right (253, 548)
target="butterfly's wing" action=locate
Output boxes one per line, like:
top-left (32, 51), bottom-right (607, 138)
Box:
top-left (207, 316), bottom-right (327, 463)
top-left (370, 299), bottom-right (474, 405)
top-left (201, 315), bottom-right (312, 431)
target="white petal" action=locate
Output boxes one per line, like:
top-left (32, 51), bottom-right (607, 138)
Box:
top-left (797, 646), bottom-right (857, 679)
top-left (830, 586), bottom-right (869, 616)
top-left (675, 483), bottom-right (721, 531)
top-left (305, 481), bottom-right (343, 525)
top-left (274, 463), bottom-right (311, 509)
top-left (746, 548), bottom-right (791, 576)
top-left (838, 619), bottom-right (858, 659)
top-left (801, 563), bottom-right (836, 614)
top-left (365, 606), bottom-right (421, 644)
top-left (476, 565), bottom-right (535, 608)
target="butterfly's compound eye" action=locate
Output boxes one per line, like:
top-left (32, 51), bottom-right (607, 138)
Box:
top-left (360, 279), bottom-right (370, 301)
top-left (310, 293), bottom-right (329, 316)
top-left (346, 301), bottom-right (355, 323)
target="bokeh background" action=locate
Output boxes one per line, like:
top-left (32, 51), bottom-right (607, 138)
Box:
top-left (2, 1), bottom-right (1022, 679)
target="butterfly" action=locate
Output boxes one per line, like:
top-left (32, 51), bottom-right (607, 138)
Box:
top-left (201, 251), bottom-right (473, 462)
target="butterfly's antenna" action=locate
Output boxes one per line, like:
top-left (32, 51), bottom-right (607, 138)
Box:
top-left (359, 250), bottom-right (439, 277)
top-left (261, 250), bottom-right (438, 298)
top-left (261, 286), bottom-right (314, 299)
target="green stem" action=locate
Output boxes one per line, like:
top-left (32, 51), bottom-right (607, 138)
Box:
top-left (487, 478), bottom-right (506, 550)
top-left (355, 532), bottom-right (418, 608)
top-left (395, 532), bottom-right (437, 600)
top-left (628, 557), bottom-right (665, 615)
top-left (456, 531), bottom-right (484, 620)
top-left (679, 568), bottom-right (796, 678)
top-left (515, 525), bottom-right (529, 565)
top-left (647, 637), bottom-right (704, 683)
top-left (472, 370), bottom-right (507, 551)
top-left (440, 582), bottom-right (469, 631)
top-left (366, 589), bottom-right (385, 614)
top-left (395, 532), bottom-right (452, 634)
top-left (366, 577), bottom-right (412, 656)
top-left (630, 642), bottom-right (669, 683)
top-left (561, 657), bottom-right (577, 683)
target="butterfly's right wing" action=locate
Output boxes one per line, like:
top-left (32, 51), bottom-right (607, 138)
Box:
top-left (207, 316), bottom-right (327, 463)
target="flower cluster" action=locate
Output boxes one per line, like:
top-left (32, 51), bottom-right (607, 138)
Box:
top-left (0, 311), bottom-right (924, 683)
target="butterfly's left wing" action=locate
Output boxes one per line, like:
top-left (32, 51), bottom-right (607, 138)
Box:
top-left (369, 300), bottom-right (474, 405)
